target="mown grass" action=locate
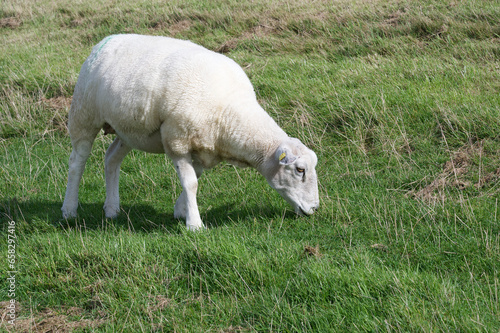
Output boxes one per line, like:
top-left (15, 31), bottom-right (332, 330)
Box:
top-left (1, 0), bottom-right (499, 331)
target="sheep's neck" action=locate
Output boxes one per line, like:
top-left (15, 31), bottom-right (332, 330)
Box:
top-left (221, 103), bottom-right (287, 169)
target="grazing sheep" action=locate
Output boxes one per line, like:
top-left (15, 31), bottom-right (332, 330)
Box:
top-left (62, 34), bottom-right (319, 230)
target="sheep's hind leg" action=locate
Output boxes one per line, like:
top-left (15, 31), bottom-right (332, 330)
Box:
top-left (174, 161), bottom-right (203, 220)
top-left (103, 138), bottom-right (132, 218)
top-left (62, 132), bottom-right (99, 219)
top-left (172, 156), bottom-right (204, 231)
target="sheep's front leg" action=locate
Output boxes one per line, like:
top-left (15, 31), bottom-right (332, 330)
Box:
top-left (172, 156), bottom-right (204, 231)
top-left (174, 161), bottom-right (203, 220)
top-left (103, 138), bottom-right (132, 218)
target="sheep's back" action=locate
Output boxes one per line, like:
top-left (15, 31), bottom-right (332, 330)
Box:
top-left (73, 34), bottom-right (258, 157)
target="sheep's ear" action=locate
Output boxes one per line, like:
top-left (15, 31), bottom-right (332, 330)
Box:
top-left (276, 145), bottom-right (297, 165)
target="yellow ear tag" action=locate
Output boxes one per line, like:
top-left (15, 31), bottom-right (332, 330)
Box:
top-left (279, 152), bottom-right (286, 161)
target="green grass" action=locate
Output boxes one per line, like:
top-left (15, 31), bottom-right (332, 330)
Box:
top-left (1, 0), bottom-right (499, 331)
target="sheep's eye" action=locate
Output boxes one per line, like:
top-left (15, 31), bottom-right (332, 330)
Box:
top-left (296, 167), bottom-right (305, 173)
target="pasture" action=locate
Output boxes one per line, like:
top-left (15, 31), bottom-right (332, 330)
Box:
top-left (1, 0), bottom-right (499, 331)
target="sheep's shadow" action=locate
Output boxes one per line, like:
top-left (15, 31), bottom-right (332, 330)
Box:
top-left (203, 203), bottom-right (297, 228)
top-left (0, 197), bottom-right (176, 233)
top-left (0, 197), bottom-right (292, 233)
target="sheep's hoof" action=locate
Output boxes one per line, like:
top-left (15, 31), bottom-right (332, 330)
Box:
top-left (186, 223), bottom-right (206, 232)
top-left (104, 204), bottom-right (120, 219)
top-left (62, 209), bottom-right (77, 219)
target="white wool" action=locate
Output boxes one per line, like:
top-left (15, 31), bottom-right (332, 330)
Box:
top-left (62, 34), bottom-right (319, 230)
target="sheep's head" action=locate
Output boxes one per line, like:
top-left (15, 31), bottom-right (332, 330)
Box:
top-left (264, 138), bottom-right (319, 216)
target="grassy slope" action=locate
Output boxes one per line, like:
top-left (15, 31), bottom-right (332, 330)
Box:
top-left (1, 0), bottom-right (499, 331)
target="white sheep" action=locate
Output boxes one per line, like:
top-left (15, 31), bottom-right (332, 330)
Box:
top-left (62, 34), bottom-right (319, 230)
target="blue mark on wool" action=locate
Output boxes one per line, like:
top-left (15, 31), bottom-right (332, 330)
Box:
top-left (89, 35), bottom-right (115, 65)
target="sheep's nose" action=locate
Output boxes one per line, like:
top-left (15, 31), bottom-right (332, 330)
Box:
top-left (307, 204), bottom-right (319, 215)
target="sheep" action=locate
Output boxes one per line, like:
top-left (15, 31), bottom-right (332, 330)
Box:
top-left (61, 34), bottom-right (319, 230)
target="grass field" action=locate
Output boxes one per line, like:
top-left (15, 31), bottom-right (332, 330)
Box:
top-left (1, 0), bottom-right (499, 331)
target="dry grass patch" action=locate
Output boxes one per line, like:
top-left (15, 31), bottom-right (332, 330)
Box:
top-left (216, 17), bottom-right (286, 53)
top-left (147, 295), bottom-right (173, 313)
top-left (219, 325), bottom-right (250, 333)
top-left (40, 96), bottom-right (72, 111)
top-left (1, 303), bottom-right (106, 333)
top-left (149, 19), bottom-right (192, 36)
top-left (412, 140), bottom-right (500, 201)
top-left (40, 96), bottom-right (72, 134)
top-left (303, 244), bottom-right (323, 258)
top-left (0, 17), bottom-right (22, 29)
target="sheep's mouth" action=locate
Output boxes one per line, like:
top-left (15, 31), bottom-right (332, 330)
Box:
top-left (277, 191), bottom-right (314, 216)
top-left (296, 204), bottom-right (318, 216)
top-left (297, 206), bottom-right (310, 216)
